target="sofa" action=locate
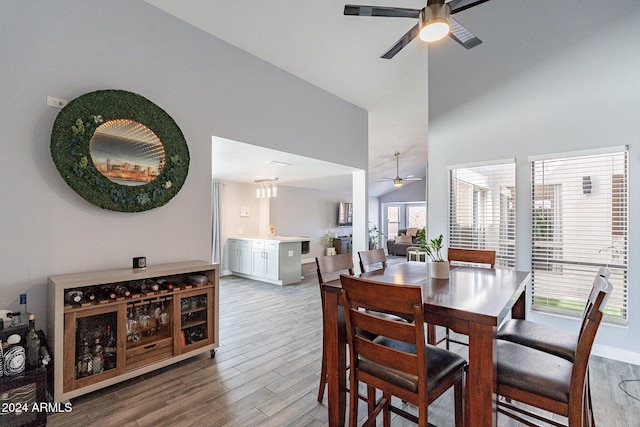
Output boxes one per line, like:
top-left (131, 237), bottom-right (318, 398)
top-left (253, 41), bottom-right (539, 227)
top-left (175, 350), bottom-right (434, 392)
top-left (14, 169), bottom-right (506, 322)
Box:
top-left (386, 228), bottom-right (423, 256)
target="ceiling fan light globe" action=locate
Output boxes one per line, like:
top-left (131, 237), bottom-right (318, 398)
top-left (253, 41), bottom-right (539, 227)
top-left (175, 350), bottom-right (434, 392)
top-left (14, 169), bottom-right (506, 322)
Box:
top-left (419, 3), bottom-right (451, 43)
top-left (394, 178), bottom-right (403, 187)
top-left (419, 20), bottom-right (449, 42)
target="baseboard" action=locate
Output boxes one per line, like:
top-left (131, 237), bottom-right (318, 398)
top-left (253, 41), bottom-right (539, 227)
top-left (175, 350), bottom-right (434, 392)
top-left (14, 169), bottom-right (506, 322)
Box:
top-left (593, 343), bottom-right (640, 365)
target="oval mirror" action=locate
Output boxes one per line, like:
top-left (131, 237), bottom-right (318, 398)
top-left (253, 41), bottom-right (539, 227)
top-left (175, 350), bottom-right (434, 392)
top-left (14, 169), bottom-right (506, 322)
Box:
top-left (89, 119), bottom-right (165, 186)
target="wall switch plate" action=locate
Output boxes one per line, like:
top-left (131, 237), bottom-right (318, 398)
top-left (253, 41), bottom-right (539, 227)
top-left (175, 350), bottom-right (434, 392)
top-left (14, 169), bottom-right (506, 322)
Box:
top-left (133, 257), bottom-right (146, 269)
top-left (288, 250), bottom-right (294, 257)
top-left (47, 96), bottom-right (68, 109)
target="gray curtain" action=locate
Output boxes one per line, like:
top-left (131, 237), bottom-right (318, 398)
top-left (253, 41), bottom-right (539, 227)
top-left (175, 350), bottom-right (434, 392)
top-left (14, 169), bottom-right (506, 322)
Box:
top-left (211, 181), bottom-right (222, 264)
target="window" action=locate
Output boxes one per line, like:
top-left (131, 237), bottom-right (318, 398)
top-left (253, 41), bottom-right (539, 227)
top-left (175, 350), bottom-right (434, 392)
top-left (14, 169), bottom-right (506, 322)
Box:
top-left (449, 161), bottom-right (516, 268)
top-left (383, 203), bottom-right (426, 237)
top-left (387, 206), bottom-right (400, 238)
top-left (407, 205), bottom-right (426, 229)
top-left (530, 147), bottom-right (628, 325)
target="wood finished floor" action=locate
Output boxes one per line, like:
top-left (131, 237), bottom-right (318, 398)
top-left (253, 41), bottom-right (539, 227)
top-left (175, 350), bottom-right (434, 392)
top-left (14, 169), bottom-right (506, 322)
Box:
top-left (49, 259), bottom-right (640, 427)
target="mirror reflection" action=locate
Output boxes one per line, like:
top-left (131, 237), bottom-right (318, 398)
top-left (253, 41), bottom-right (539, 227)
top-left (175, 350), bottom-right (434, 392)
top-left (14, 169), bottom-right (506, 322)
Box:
top-left (90, 119), bottom-right (165, 186)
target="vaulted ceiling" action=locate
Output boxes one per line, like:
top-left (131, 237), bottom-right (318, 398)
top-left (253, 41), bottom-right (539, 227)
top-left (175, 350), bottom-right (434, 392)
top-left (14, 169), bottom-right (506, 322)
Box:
top-left (145, 0), bottom-right (640, 197)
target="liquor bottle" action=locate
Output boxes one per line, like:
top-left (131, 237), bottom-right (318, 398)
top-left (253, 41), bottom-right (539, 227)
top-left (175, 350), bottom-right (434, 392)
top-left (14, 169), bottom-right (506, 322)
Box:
top-left (103, 325), bottom-right (116, 370)
top-left (92, 338), bottom-right (104, 374)
top-left (39, 346), bottom-right (51, 366)
top-left (3, 339), bottom-right (25, 376)
top-left (114, 285), bottom-right (131, 298)
top-left (65, 290), bottom-right (83, 305)
top-left (128, 280), bottom-right (147, 293)
top-left (84, 288), bottom-right (98, 302)
top-left (25, 314), bottom-right (41, 369)
top-left (147, 280), bottom-right (160, 292)
top-left (100, 286), bottom-right (117, 300)
top-left (76, 337), bottom-right (92, 378)
top-left (157, 279), bottom-right (174, 291)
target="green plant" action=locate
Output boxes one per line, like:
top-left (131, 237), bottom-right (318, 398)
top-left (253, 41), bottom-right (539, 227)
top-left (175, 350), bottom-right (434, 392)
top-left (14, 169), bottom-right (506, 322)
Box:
top-left (368, 222), bottom-right (386, 248)
top-left (321, 230), bottom-right (334, 248)
top-left (419, 231), bottom-right (445, 262)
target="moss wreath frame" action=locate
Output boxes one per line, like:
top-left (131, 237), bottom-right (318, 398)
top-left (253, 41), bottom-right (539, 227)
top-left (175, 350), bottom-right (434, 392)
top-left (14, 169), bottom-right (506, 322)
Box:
top-left (50, 90), bottom-right (189, 212)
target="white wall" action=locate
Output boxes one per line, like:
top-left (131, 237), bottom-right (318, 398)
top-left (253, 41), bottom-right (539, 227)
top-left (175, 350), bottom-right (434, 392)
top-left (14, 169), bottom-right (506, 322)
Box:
top-left (428, 12), bottom-right (640, 363)
top-left (0, 0), bottom-right (367, 330)
top-left (379, 180), bottom-right (427, 204)
top-left (270, 186), bottom-right (354, 262)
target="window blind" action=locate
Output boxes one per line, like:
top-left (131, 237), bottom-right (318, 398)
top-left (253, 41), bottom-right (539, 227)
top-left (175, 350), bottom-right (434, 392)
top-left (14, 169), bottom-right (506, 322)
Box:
top-left (449, 161), bottom-right (516, 268)
top-left (530, 148), bottom-right (628, 324)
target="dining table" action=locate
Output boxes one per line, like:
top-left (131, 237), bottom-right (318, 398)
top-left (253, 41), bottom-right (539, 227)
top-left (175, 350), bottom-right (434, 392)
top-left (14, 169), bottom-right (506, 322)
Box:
top-left (320, 261), bottom-right (531, 427)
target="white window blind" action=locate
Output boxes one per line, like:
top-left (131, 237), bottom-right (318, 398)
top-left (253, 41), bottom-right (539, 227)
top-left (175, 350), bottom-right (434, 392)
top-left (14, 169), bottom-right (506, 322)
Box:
top-left (530, 148), bottom-right (628, 324)
top-left (449, 161), bottom-right (516, 268)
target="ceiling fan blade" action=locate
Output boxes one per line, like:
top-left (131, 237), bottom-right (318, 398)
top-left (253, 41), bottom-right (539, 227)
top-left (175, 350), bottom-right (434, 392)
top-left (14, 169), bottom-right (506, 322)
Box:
top-left (448, 0), bottom-right (490, 15)
top-left (380, 23), bottom-right (419, 59)
top-left (448, 17), bottom-right (482, 49)
top-left (402, 177), bottom-right (423, 181)
top-left (344, 5), bottom-right (421, 19)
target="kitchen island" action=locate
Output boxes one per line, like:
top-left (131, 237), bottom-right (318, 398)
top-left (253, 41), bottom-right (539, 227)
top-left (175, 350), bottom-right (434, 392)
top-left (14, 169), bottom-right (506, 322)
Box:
top-left (227, 235), bottom-right (310, 285)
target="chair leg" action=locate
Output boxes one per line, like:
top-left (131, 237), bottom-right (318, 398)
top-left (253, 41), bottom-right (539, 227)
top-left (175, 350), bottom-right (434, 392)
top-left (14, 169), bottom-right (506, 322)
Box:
top-left (454, 376), bottom-right (464, 427)
top-left (317, 341), bottom-right (327, 402)
top-left (349, 377), bottom-right (360, 427)
top-left (586, 371), bottom-right (595, 427)
top-left (367, 385), bottom-right (376, 415)
top-left (382, 391), bottom-right (391, 427)
top-left (445, 327), bottom-right (450, 350)
top-left (427, 324), bottom-right (436, 345)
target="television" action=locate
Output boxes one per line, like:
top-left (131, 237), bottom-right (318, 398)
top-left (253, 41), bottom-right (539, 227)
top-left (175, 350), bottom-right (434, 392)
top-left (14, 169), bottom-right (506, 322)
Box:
top-left (337, 202), bottom-right (353, 227)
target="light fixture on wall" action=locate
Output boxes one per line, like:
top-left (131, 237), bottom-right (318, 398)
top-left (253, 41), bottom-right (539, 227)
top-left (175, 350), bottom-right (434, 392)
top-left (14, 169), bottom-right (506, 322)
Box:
top-left (255, 178), bottom-right (279, 198)
top-left (419, 2), bottom-right (450, 42)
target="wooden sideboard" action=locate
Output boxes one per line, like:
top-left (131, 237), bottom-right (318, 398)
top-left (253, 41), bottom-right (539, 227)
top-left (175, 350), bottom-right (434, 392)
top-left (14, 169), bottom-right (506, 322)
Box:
top-left (47, 261), bottom-right (219, 402)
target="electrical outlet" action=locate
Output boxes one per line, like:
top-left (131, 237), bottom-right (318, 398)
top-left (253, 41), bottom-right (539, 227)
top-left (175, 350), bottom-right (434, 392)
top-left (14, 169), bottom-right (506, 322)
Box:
top-left (47, 95), bottom-right (68, 109)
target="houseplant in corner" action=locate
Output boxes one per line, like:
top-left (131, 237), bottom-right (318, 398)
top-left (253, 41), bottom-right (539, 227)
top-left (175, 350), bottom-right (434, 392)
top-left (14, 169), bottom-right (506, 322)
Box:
top-left (419, 231), bottom-right (449, 279)
top-left (321, 230), bottom-right (336, 256)
top-left (368, 222), bottom-right (386, 250)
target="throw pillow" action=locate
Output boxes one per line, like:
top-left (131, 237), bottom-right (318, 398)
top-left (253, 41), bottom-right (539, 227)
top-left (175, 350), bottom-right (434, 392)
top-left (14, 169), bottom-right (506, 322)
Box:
top-left (406, 227), bottom-right (419, 237)
top-left (395, 234), bottom-right (413, 244)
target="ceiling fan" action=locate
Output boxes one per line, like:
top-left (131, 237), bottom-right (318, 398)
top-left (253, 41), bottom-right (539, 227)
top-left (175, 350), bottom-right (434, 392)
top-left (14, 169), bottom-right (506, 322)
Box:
top-left (379, 152), bottom-right (423, 187)
top-left (344, 0), bottom-right (490, 59)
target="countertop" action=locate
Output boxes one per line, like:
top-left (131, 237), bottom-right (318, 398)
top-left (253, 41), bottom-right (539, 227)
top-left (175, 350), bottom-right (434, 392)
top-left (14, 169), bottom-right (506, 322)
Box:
top-left (229, 235), bottom-right (311, 243)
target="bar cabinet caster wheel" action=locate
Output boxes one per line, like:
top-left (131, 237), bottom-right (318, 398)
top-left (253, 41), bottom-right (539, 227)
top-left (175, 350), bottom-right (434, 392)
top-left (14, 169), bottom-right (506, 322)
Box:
top-left (210, 349), bottom-right (216, 359)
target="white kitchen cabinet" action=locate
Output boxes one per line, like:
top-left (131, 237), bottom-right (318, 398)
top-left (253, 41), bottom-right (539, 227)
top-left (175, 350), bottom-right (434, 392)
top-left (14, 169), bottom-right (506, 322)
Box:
top-left (228, 239), bottom-right (251, 274)
top-left (227, 236), bottom-right (309, 285)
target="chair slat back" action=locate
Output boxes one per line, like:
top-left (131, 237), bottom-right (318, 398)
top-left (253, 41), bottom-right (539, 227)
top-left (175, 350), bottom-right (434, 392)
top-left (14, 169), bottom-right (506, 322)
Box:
top-left (316, 253), bottom-right (354, 285)
top-left (571, 275), bottom-right (612, 404)
top-left (358, 248), bottom-right (388, 273)
top-left (447, 247), bottom-right (496, 268)
top-left (340, 275), bottom-right (425, 378)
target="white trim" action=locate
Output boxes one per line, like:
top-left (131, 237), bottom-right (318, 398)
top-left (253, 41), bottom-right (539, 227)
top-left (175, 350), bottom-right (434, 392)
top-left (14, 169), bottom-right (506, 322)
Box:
top-left (593, 343), bottom-right (640, 366)
top-left (448, 158), bottom-right (515, 170)
top-left (528, 145), bottom-right (628, 162)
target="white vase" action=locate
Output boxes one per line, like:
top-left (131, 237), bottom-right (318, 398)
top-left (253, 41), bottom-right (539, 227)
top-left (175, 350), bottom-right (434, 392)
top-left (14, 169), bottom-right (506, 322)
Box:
top-left (430, 261), bottom-right (450, 279)
top-left (326, 247), bottom-right (336, 256)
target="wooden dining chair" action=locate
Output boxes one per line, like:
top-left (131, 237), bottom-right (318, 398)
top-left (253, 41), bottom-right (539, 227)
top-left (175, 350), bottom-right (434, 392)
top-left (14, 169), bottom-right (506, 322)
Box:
top-left (434, 247), bottom-right (497, 349)
top-left (340, 274), bottom-right (466, 427)
top-left (357, 248), bottom-right (387, 273)
top-left (496, 273), bottom-right (612, 427)
top-left (315, 253), bottom-right (355, 403)
top-left (496, 267), bottom-right (610, 427)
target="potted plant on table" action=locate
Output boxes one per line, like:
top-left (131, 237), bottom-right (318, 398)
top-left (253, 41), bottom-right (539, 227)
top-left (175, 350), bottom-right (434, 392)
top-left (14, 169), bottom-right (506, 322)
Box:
top-left (419, 231), bottom-right (449, 279)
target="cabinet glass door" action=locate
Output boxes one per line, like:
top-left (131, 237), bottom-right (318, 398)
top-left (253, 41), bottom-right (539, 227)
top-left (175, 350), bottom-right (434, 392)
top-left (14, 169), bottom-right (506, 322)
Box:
top-left (177, 289), bottom-right (213, 353)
